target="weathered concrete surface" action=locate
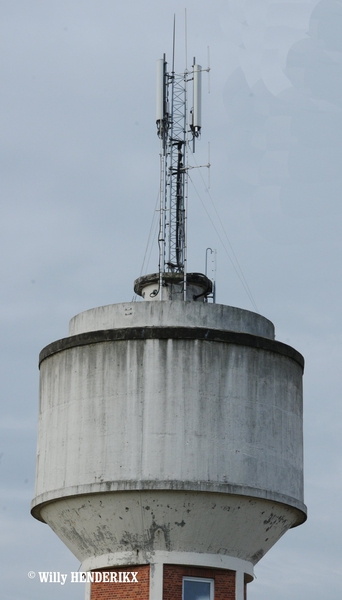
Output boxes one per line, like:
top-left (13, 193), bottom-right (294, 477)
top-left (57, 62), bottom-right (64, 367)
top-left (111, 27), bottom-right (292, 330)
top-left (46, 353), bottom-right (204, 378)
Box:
top-left (68, 301), bottom-right (275, 339)
top-left (32, 302), bottom-right (306, 569)
top-left (38, 491), bottom-right (302, 565)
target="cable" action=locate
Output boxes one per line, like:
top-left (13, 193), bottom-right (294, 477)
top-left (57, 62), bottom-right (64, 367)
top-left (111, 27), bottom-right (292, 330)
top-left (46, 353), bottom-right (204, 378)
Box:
top-left (139, 189), bottom-right (160, 277)
top-left (132, 188), bottom-right (160, 302)
top-left (189, 146), bottom-right (258, 311)
top-left (188, 172), bottom-right (259, 313)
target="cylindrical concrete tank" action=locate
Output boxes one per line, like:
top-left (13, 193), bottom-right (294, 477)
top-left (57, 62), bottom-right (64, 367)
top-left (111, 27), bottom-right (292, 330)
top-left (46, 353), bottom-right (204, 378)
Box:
top-left (31, 300), bottom-right (306, 598)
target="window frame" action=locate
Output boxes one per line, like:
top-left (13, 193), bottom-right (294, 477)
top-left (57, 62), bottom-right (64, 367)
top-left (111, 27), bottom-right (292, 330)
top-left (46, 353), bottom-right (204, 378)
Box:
top-left (182, 576), bottom-right (214, 600)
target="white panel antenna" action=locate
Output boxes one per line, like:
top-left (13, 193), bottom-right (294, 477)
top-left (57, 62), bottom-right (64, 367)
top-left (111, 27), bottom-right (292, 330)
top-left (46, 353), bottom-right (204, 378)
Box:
top-left (156, 56), bottom-right (168, 149)
top-left (192, 63), bottom-right (202, 134)
top-left (156, 59), bottom-right (165, 123)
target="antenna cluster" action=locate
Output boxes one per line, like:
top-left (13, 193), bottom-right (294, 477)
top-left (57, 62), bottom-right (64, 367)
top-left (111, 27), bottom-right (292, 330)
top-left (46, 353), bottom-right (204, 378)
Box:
top-left (156, 50), bottom-right (206, 300)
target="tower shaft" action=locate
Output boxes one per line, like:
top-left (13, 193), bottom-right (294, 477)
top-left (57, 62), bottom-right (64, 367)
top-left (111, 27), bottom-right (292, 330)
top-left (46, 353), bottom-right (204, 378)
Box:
top-left (168, 71), bottom-right (187, 272)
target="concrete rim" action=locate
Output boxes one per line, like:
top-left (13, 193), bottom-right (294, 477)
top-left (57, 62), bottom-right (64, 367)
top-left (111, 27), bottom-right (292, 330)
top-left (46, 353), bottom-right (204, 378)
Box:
top-left (31, 481), bottom-right (307, 524)
top-left (39, 327), bottom-right (304, 369)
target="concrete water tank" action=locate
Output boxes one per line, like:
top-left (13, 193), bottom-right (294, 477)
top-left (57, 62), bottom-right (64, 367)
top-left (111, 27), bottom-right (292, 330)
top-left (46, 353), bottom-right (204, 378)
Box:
top-left (31, 296), bottom-right (306, 599)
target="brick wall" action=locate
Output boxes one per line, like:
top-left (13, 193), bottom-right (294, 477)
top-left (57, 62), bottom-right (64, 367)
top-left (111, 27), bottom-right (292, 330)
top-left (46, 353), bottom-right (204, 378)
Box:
top-left (90, 565), bottom-right (149, 600)
top-left (163, 564), bottom-right (236, 600)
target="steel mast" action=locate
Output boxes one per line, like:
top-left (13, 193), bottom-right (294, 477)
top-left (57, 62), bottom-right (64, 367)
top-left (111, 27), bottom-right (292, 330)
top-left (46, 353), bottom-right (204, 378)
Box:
top-left (156, 52), bottom-right (202, 300)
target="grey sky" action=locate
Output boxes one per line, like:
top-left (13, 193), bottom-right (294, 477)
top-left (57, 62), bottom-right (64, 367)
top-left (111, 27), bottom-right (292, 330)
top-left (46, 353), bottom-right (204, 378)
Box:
top-left (1, 1), bottom-right (341, 598)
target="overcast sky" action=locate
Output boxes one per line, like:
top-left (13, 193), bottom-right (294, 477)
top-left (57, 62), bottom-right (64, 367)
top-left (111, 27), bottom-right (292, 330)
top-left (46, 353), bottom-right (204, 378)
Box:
top-left (1, 1), bottom-right (342, 598)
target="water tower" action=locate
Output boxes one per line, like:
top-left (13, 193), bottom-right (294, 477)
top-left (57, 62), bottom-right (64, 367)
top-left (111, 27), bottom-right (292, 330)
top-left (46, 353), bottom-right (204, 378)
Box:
top-left (31, 46), bottom-right (306, 600)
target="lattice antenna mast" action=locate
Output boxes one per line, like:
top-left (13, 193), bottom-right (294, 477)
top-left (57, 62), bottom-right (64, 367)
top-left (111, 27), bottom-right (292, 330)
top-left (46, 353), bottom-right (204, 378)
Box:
top-left (156, 42), bottom-right (202, 300)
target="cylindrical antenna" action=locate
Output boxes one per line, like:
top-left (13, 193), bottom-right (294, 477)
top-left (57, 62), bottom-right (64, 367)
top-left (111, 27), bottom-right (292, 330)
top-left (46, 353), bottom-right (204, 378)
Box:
top-left (156, 59), bottom-right (165, 123)
top-left (172, 15), bottom-right (176, 74)
top-left (205, 247), bottom-right (212, 277)
top-left (205, 247), bottom-right (217, 303)
top-left (184, 8), bottom-right (188, 71)
top-left (192, 64), bottom-right (202, 135)
top-left (207, 46), bottom-right (211, 93)
top-left (156, 57), bottom-right (167, 145)
top-left (208, 141), bottom-right (211, 189)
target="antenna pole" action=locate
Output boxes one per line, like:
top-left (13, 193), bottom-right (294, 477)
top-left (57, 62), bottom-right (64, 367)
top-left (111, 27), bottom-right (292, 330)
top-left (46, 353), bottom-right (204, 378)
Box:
top-left (172, 15), bottom-right (176, 74)
top-left (183, 9), bottom-right (188, 300)
top-left (207, 46), bottom-right (211, 93)
top-left (184, 8), bottom-right (188, 72)
top-left (183, 57), bottom-right (189, 300)
top-left (158, 150), bottom-right (165, 300)
top-left (155, 30), bottom-right (205, 300)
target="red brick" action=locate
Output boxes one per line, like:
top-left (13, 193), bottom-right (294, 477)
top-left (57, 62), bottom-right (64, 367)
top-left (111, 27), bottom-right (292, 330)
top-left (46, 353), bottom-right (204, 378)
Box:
top-left (163, 564), bottom-right (236, 600)
top-left (90, 565), bottom-right (149, 600)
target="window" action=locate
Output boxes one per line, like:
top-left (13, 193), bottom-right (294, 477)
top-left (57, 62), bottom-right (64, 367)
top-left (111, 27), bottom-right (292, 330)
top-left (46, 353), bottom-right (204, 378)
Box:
top-left (182, 577), bottom-right (214, 600)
